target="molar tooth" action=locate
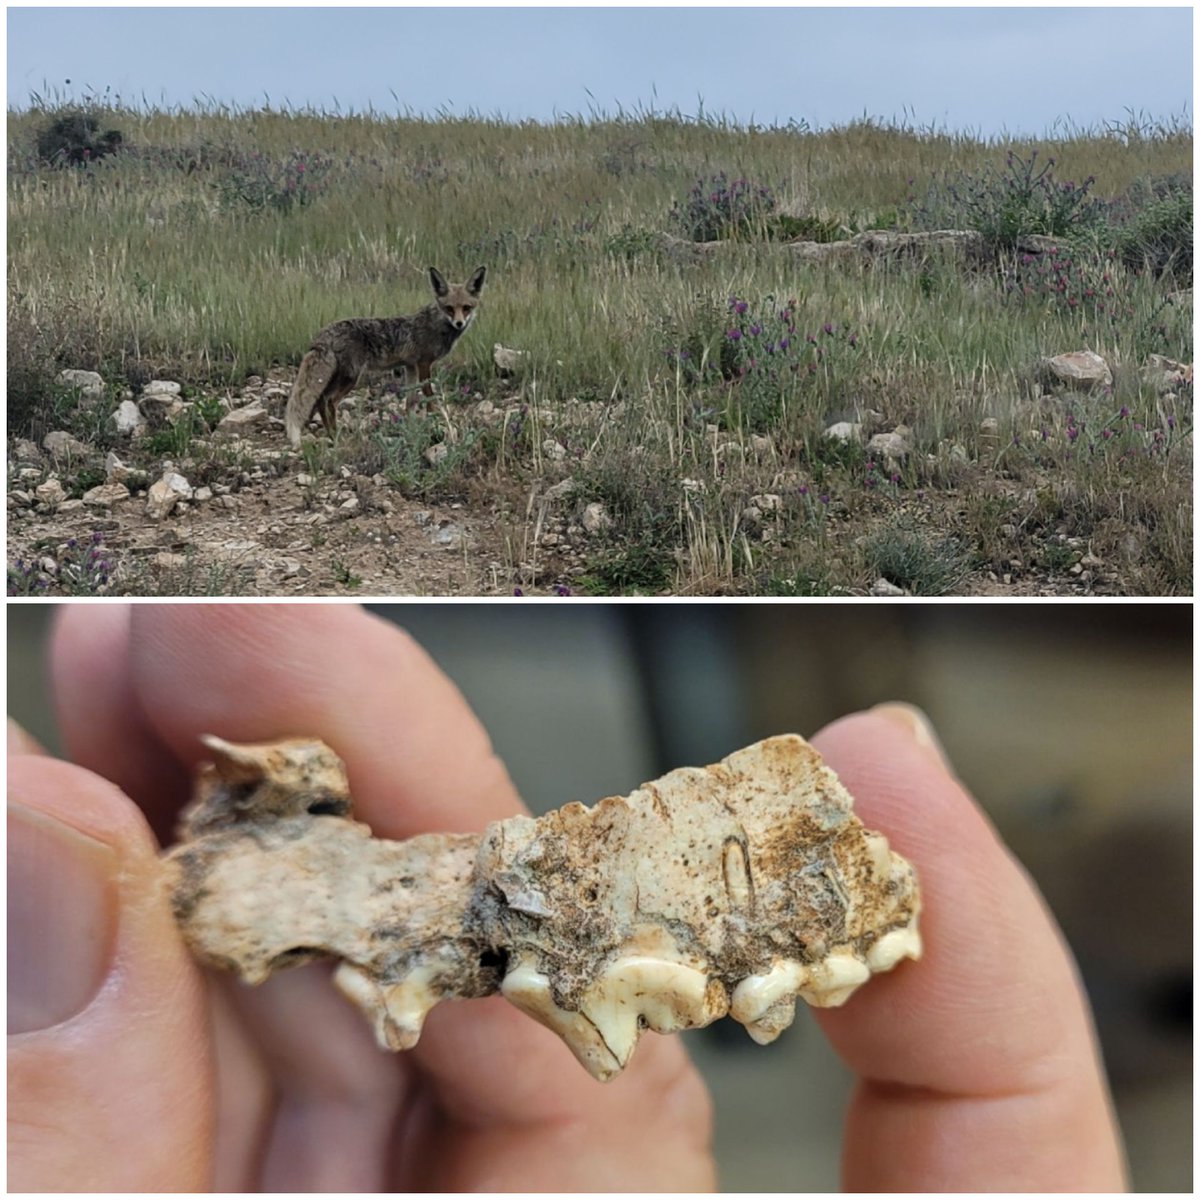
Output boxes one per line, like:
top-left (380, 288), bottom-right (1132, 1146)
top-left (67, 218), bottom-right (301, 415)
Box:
top-left (731, 961), bottom-right (808, 1044)
top-left (798, 949), bottom-right (871, 1007)
top-left (866, 924), bottom-right (923, 972)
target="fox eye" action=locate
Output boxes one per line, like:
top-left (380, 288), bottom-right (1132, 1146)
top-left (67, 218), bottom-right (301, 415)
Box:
top-left (461, 305), bottom-right (473, 314)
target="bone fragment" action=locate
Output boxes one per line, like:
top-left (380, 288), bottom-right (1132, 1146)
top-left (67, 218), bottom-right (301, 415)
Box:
top-left (163, 734), bottom-right (921, 1081)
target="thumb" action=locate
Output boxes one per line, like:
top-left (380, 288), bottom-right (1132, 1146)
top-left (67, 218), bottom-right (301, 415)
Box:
top-left (7, 756), bottom-right (214, 1190)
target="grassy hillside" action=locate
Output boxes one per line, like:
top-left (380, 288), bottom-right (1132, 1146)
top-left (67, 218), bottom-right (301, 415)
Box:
top-left (7, 102), bottom-right (1193, 595)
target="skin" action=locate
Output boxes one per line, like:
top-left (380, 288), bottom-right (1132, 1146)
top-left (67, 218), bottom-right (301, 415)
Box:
top-left (8, 605), bottom-right (1127, 1191)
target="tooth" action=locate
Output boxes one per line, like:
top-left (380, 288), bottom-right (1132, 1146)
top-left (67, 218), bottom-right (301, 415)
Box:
top-left (866, 924), bottom-right (923, 972)
top-left (731, 961), bottom-right (808, 1044)
top-left (588, 956), bottom-right (724, 1037)
top-left (334, 960), bottom-right (445, 1051)
top-left (501, 964), bottom-right (623, 1081)
top-left (864, 832), bottom-right (893, 878)
top-left (798, 949), bottom-right (871, 1007)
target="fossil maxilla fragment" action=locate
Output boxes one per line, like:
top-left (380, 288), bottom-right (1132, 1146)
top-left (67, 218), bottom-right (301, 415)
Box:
top-left (163, 734), bottom-right (921, 1081)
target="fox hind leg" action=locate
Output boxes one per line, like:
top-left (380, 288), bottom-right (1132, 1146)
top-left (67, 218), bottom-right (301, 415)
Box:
top-left (417, 361), bottom-right (434, 398)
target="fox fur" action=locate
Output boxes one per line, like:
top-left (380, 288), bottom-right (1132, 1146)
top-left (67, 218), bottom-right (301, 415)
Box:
top-left (285, 266), bottom-right (486, 447)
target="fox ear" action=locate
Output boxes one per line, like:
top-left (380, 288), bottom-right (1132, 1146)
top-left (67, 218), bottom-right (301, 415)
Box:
top-left (428, 267), bottom-right (449, 297)
top-left (468, 265), bottom-right (487, 296)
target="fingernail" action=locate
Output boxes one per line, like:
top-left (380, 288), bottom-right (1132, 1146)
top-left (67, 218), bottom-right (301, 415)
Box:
top-left (870, 702), bottom-right (953, 772)
top-left (7, 804), bottom-right (118, 1035)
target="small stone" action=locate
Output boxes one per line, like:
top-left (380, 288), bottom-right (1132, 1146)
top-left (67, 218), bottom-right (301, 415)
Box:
top-left (680, 478), bottom-right (706, 493)
top-left (143, 380), bottom-right (182, 397)
top-left (870, 578), bottom-right (907, 597)
top-left (111, 399), bottom-right (146, 436)
top-left (824, 421), bottom-right (863, 444)
top-left (544, 479), bottom-right (577, 502)
top-left (42, 430), bottom-right (91, 460)
top-left (82, 482), bottom-right (131, 508)
top-left (423, 443), bottom-right (450, 467)
top-left (217, 401), bottom-right (269, 432)
top-left (194, 486), bottom-right (213, 503)
top-left (13, 439), bottom-right (43, 463)
top-left (431, 521), bottom-right (465, 549)
top-left (55, 369), bottom-right (106, 403)
top-left (35, 478), bottom-right (67, 509)
top-left (146, 480), bottom-right (180, 520)
top-left (1042, 350), bottom-right (1113, 392)
top-left (162, 471), bottom-right (193, 500)
top-left (750, 434), bottom-right (775, 458)
top-left (542, 439), bottom-right (567, 462)
top-left (493, 344), bottom-right (525, 374)
top-left (867, 431), bottom-right (910, 461)
top-left (581, 502), bottom-right (612, 535)
top-left (58, 499), bottom-right (84, 514)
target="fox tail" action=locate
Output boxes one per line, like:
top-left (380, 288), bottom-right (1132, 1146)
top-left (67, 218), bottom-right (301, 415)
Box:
top-left (285, 348), bottom-right (338, 448)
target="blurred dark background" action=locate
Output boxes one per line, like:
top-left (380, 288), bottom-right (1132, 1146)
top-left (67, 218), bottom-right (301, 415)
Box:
top-left (7, 602), bottom-right (1192, 1190)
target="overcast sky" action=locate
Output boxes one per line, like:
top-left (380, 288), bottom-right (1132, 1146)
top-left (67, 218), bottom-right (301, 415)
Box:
top-left (6, 7), bottom-right (1193, 136)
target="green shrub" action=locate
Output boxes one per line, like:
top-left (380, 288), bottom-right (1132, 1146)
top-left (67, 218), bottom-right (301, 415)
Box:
top-left (1106, 174), bottom-right (1192, 281)
top-left (913, 149), bottom-right (1105, 251)
top-left (862, 521), bottom-right (969, 594)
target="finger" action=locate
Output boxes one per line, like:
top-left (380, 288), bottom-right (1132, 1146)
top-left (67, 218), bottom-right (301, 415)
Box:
top-left (8, 717), bottom-right (48, 757)
top-left (51, 605), bottom-right (189, 844)
top-left (7, 757), bottom-right (213, 1190)
top-left (809, 705), bottom-right (1126, 1191)
top-left (53, 604), bottom-right (714, 1188)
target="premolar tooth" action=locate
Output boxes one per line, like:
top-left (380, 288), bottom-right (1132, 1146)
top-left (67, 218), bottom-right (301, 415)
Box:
top-left (866, 924), bottom-right (923, 972)
top-left (798, 949), bottom-right (871, 1007)
top-left (591, 956), bottom-right (724, 1036)
top-left (334, 960), bottom-right (444, 1050)
top-left (731, 961), bottom-right (808, 1044)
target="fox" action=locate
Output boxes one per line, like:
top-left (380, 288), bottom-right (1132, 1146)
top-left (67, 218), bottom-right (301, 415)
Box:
top-left (285, 265), bottom-right (486, 448)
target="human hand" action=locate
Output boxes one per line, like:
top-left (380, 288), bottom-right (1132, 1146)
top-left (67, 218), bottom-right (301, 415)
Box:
top-left (8, 605), bottom-right (1126, 1190)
